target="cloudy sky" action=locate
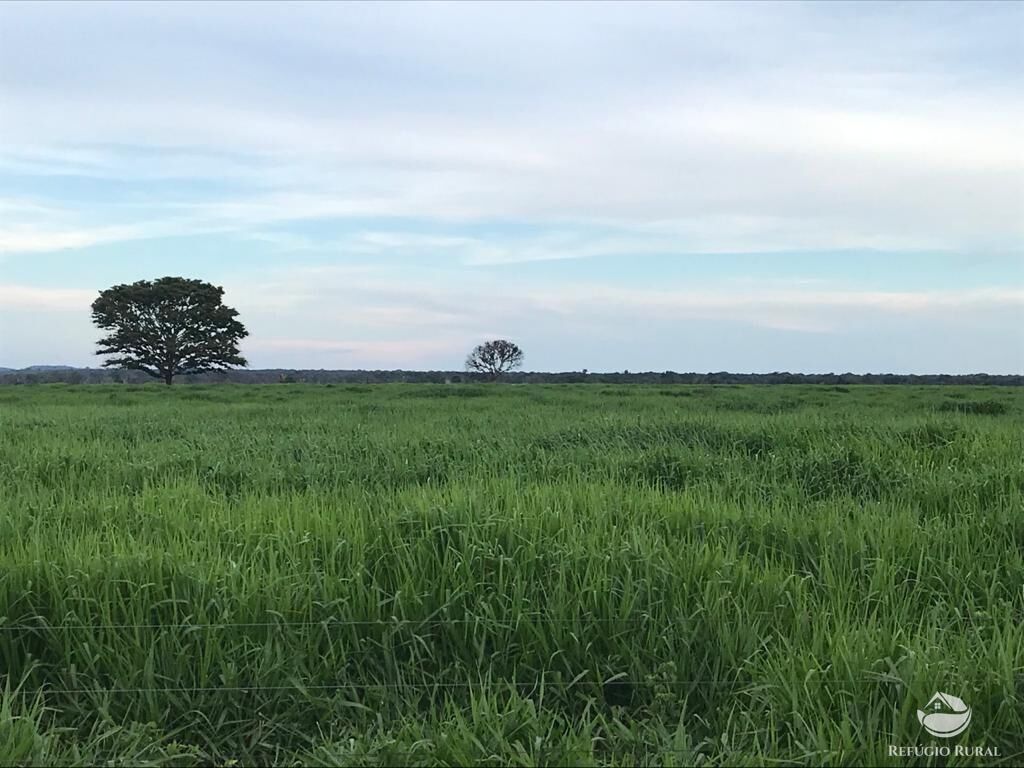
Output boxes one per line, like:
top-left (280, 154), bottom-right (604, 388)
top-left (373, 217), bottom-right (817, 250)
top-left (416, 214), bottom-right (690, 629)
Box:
top-left (1, 1), bottom-right (1021, 373)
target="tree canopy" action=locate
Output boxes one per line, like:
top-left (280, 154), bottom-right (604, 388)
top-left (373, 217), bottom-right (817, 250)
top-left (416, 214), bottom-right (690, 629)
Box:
top-left (91, 276), bottom-right (248, 385)
top-left (466, 339), bottom-right (524, 380)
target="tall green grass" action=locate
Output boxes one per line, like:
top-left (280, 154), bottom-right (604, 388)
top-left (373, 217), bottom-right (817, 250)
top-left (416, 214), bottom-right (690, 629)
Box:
top-left (0, 384), bottom-right (1022, 765)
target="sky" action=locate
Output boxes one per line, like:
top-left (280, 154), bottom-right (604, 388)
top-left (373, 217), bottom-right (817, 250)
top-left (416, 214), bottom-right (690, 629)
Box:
top-left (1, 1), bottom-right (1022, 374)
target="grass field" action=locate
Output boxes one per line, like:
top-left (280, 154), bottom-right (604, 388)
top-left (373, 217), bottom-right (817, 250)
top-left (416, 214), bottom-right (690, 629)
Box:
top-left (1, 383), bottom-right (1022, 766)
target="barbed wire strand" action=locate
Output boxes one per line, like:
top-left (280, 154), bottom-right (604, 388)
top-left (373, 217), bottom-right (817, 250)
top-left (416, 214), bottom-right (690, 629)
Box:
top-left (4, 678), bottom-right (926, 696)
top-left (0, 616), bottom-right (697, 631)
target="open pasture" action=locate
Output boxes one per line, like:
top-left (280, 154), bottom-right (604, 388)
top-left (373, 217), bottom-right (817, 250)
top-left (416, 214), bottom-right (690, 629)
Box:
top-left (0, 384), bottom-right (1022, 765)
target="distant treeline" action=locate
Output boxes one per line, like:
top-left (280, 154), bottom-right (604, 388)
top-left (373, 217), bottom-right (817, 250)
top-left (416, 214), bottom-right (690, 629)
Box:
top-left (1, 368), bottom-right (1021, 386)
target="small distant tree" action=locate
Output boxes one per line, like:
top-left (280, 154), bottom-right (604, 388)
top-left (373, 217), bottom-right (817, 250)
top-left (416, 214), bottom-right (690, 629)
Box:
top-left (91, 276), bottom-right (248, 385)
top-left (466, 339), bottom-right (524, 380)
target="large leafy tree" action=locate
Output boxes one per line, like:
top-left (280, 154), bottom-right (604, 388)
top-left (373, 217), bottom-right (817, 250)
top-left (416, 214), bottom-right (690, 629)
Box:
top-left (465, 339), bottom-right (524, 380)
top-left (92, 277), bottom-right (248, 385)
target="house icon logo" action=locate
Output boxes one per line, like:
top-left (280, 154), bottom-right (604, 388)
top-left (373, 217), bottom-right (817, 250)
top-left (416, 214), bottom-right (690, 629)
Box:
top-left (917, 692), bottom-right (972, 738)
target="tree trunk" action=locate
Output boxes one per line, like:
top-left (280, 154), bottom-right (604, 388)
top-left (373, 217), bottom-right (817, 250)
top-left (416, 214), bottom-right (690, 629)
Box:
top-left (164, 370), bottom-right (174, 385)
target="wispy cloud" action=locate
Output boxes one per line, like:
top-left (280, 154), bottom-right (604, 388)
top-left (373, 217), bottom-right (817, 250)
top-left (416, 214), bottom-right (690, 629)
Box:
top-left (0, 284), bottom-right (97, 311)
top-left (225, 264), bottom-right (1024, 338)
top-left (248, 337), bottom-right (465, 365)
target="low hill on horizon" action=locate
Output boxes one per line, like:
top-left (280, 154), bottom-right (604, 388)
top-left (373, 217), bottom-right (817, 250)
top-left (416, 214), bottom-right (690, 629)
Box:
top-left (0, 367), bottom-right (1020, 386)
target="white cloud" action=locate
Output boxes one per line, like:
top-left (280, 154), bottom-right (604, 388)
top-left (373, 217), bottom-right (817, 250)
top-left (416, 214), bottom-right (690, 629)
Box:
top-left (244, 336), bottom-right (470, 367)
top-left (0, 224), bottom-right (153, 254)
top-left (226, 264), bottom-right (1024, 339)
top-left (526, 284), bottom-right (1024, 323)
top-left (0, 4), bottom-right (1020, 257)
top-left (0, 284), bottom-right (97, 311)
